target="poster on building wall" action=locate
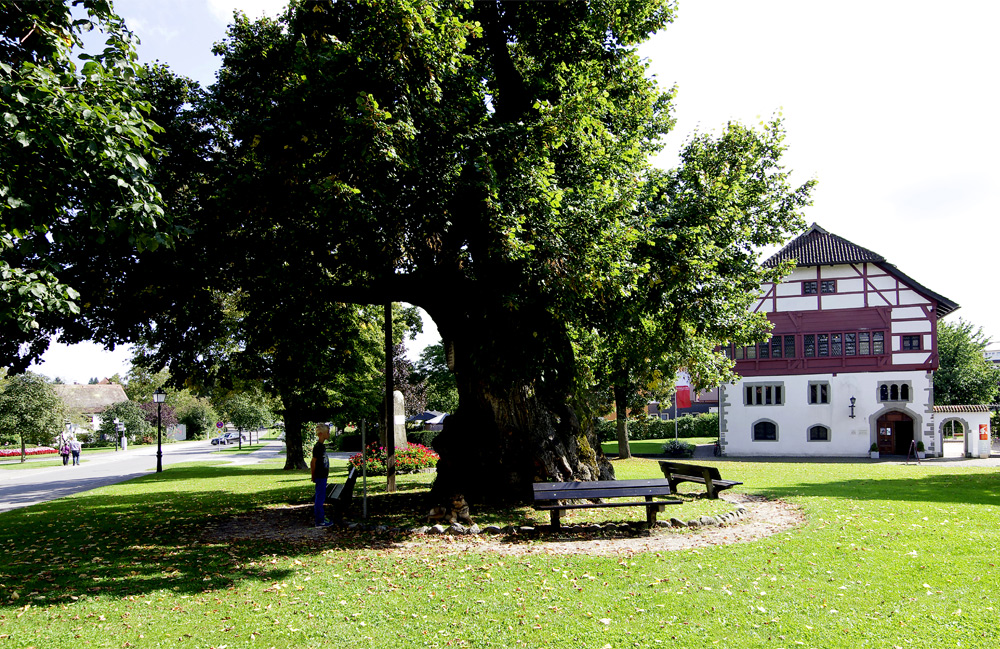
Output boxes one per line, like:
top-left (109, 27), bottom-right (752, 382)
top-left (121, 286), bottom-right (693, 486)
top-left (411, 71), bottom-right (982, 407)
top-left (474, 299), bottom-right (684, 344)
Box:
top-left (980, 424), bottom-right (989, 441)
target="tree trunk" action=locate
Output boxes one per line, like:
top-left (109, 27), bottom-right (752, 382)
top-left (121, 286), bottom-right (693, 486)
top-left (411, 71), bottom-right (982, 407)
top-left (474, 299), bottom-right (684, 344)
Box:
top-left (427, 308), bottom-right (614, 505)
top-left (20, 435), bottom-right (25, 463)
top-left (613, 383), bottom-right (632, 459)
top-left (282, 408), bottom-right (309, 470)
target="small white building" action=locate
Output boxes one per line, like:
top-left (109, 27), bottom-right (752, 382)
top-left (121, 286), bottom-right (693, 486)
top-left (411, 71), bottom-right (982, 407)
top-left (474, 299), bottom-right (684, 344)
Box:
top-left (720, 224), bottom-right (960, 457)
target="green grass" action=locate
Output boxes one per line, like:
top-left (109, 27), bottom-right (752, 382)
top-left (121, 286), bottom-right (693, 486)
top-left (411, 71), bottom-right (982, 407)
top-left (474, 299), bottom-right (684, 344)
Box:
top-left (1, 456), bottom-right (998, 648)
top-left (602, 436), bottom-right (717, 456)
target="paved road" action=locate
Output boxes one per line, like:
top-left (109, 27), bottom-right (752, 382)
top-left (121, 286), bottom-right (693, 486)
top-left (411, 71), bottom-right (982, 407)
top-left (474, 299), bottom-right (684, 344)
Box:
top-left (0, 439), bottom-right (287, 514)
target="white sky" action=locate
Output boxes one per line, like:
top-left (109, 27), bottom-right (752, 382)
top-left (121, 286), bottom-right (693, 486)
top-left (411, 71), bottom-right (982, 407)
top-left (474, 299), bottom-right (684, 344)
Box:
top-left (30, 0), bottom-right (998, 382)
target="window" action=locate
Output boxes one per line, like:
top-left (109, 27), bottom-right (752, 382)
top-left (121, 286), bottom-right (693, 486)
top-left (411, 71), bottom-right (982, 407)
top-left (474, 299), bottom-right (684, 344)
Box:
top-left (831, 333), bottom-right (843, 356)
top-left (808, 425), bottom-right (830, 442)
top-left (753, 421), bottom-right (778, 441)
top-left (845, 333), bottom-right (857, 355)
top-left (873, 332), bottom-right (885, 354)
top-left (859, 332), bottom-right (870, 355)
top-left (878, 381), bottom-right (912, 402)
top-left (818, 334), bottom-right (829, 356)
top-left (759, 339), bottom-right (769, 358)
top-left (902, 335), bottom-right (922, 351)
top-left (770, 336), bottom-right (782, 358)
top-left (804, 334), bottom-right (816, 357)
top-left (803, 281), bottom-right (818, 295)
top-left (784, 335), bottom-right (796, 358)
top-left (745, 383), bottom-right (784, 406)
top-left (821, 280), bottom-right (837, 294)
top-left (808, 382), bottom-right (830, 404)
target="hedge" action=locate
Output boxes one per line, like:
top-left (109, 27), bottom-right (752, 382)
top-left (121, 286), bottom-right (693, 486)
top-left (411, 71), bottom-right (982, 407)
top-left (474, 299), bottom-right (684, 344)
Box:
top-left (596, 412), bottom-right (719, 442)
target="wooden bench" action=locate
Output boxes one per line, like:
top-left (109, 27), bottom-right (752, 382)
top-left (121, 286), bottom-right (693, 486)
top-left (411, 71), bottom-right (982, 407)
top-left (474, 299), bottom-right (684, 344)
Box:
top-left (532, 479), bottom-right (682, 529)
top-left (658, 461), bottom-right (742, 499)
top-left (326, 466), bottom-right (359, 522)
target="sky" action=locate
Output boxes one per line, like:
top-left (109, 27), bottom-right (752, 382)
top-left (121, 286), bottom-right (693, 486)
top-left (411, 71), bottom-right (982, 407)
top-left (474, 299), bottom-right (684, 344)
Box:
top-left (29, 0), bottom-right (999, 383)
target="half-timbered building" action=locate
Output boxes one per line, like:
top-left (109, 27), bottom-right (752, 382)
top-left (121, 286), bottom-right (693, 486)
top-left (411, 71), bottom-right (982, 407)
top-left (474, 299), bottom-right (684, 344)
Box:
top-left (719, 224), bottom-right (959, 457)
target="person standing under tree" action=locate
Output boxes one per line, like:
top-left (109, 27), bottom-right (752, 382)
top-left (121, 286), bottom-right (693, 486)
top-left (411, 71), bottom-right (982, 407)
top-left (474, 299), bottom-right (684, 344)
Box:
top-left (69, 437), bottom-right (82, 466)
top-left (311, 423), bottom-right (333, 527)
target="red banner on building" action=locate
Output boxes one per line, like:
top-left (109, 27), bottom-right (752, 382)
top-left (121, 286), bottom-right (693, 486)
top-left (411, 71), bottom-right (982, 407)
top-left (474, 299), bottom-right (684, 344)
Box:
top-left (676, 385), bottom-right (691, 409)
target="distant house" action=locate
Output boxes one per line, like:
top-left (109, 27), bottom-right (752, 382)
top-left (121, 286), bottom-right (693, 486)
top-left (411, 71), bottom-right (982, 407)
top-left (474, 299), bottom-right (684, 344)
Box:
top-left (53, 382), bottom-right (129, 430)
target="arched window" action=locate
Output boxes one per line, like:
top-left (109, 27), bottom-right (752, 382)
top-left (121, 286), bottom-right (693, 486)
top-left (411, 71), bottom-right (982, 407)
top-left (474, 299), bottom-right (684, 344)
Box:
top-left (808, 425), bottom-right (830, 442)
top-left (753, 421), bottom-right (777, 441)
top-left (890, 384), bottom-right (899, 401)
top-left (879, 385), bottom-right (889, 401)
top-left (901, 384), bottom-right (910, 400)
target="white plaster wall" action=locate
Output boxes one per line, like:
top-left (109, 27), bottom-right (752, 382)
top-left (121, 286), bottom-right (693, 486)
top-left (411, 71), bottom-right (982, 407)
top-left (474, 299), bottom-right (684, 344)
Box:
top-left (721, 371), bottom-right (933, 457)
top-left (776, 283), bottom-right (800, 296)
top-left (892, 320), bottom-right (932, 333)
top-left (784, 268), bottom-right (817, 281)
top-left (869, 292), bottom-right (892, 307)
top-left (892, 307), bottom-right (926, 319)
top-left (837, 278), bottom-right (865, 292)
top-left (898, 290), bottom-right (929, 306)
top-left (776, 296), bottom-right (819, 311)
top-left (820, 294), bottom-right (865, 310)
top-left (892, 352), bottom-right (929, 365)
top-left (820, 266), bottom-right (860, 279)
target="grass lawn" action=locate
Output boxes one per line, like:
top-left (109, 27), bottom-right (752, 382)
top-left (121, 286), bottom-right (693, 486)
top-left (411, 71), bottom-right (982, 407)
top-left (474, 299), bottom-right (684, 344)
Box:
top-left (1, 457), bottom-right (998, 648)
top-left (602, 437), bottom-right (717, 456)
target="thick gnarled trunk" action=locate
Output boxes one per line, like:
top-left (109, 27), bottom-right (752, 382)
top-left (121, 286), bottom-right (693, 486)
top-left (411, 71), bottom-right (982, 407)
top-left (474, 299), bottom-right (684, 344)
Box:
top-left (427, 311), bottom-right (614, 505)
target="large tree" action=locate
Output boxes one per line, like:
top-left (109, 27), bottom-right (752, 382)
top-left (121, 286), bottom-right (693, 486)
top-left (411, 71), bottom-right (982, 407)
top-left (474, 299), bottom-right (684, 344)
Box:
top-left (0, 0), bottom-right (167, 366)
top-left (47, 1), bottom-right (809, 500)
top-left (935, 319), bottom-right (1000, 406)
top-left (0, 372), bottom-right (64, 460)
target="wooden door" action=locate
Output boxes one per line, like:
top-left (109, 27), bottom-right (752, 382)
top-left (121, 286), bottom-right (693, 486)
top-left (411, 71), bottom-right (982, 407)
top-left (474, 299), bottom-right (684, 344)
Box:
top-left (876, 412), bottom-right (913, 455)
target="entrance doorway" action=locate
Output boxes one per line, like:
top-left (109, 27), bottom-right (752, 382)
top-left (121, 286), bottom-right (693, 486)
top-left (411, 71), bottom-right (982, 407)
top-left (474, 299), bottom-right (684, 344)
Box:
top-left (876, 412), bottom-right (915, 455)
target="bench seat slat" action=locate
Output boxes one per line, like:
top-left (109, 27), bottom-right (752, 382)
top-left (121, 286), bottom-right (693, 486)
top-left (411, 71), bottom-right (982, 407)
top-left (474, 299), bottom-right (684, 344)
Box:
top-left (536, 500), bottom-right (680, 511)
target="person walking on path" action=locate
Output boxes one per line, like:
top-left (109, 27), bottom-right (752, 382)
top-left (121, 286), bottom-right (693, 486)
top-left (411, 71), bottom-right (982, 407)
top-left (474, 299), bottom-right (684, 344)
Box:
top-left (311, 424), bottom-right (332, 527)
top-left (69, 437), bottom-right (82, 466)
top-left (59, 440), bottom-right (71, 466)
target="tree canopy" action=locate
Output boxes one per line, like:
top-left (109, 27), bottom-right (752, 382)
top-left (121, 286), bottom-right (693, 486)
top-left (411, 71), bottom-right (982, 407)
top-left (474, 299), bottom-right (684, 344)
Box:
top-left (0, 0), bottom-right (168, 366)
top-left (26, 1), bottom-right (813, 500)
top-left (0, 371), bottom-right (64, 455)
top-left (935, 319), bottom-right (1000, 406)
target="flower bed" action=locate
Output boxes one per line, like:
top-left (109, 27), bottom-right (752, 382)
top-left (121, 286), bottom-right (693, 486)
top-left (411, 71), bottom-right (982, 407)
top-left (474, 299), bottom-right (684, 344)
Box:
top-left (349, 442), bottom-right (439, 475)
top-left (0, 446), bottom-right (57, 458)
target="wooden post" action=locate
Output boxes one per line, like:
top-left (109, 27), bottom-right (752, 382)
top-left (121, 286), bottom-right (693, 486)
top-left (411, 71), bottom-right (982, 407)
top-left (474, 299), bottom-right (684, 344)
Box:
top-left (384, 303), bottom-right (396, 493)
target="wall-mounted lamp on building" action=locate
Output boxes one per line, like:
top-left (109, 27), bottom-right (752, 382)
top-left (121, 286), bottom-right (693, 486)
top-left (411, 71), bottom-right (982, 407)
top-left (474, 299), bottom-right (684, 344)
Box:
top-left (849, 396), bottom-right (857, 419)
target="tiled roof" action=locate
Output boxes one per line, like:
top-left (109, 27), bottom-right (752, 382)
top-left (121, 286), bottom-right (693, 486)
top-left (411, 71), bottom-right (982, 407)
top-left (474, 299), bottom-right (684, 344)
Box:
top-left (764, 223), bottom-right (960, 318)
top-left (764, 223), bottom-right (884, 267)
top-left (53, 384), bottom-right (129, 414)
top-left (933, 405), bottom-right (993, 413)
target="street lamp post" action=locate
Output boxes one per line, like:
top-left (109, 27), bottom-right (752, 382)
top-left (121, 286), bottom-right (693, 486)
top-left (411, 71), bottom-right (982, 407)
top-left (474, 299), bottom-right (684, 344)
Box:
top-left (113, 418), bottom-right (121, 451)
top-left (154, 388), bottom-right (166, 473)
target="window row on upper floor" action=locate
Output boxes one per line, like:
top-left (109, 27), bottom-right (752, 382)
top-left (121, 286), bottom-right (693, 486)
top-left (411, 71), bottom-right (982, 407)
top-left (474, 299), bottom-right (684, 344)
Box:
top-left (725, 330), bottom-right (896, 361)
top-left (743, 380), bottom-right (914, 406)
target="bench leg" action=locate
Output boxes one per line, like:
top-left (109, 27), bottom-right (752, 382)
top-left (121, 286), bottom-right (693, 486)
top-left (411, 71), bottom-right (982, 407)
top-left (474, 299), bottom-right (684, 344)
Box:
top-left (645, 496), bottom-right (656, 528)
top-left (550, 509), bottom-right (561, 530)
top-left (705, 480), bottom-right (718, 499)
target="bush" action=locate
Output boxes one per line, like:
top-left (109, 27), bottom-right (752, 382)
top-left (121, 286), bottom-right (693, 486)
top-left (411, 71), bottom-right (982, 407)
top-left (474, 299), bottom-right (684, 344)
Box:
top-left (597, 412), bottom-right (719, 442)
top-left (331, 433), bottom-right (362, 453)
top-left (348, 442), bottom-right (439, 475)
top-left (176, 401), bottom-right (218, 440)
top-left (661, 440), bottom-right (696, 458)
top-left (407, 430), bottom-right (439, 448)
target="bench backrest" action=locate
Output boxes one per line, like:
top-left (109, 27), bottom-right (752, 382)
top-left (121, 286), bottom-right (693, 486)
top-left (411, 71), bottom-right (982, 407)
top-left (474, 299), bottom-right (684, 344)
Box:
top-left (658, 461), bottom-right (722, 481)
top-left (533, 478), bottom-right (674, 502)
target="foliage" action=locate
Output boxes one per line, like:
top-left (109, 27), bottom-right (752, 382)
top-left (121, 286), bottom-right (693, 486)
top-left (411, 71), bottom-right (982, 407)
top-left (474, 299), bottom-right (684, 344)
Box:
top-left (0, 0), bottom-right (168, 366)
top-left (393, 342), bottom-right (427, 417)
top-left (138, 401), bottom-right (178, 430)
top-left (349, 442), bottom-right (439, 475)
top-left (175, 399), bottom-right (218, 440)
top-left (97, 400), bottom-right (150, 441)
top-left (934, 318), bottom-right (1000, 405)
top-left (220, 391), bottom-right (272, 432)
top-left (407, 429), bottom-right (440, 449)
top-left (123, 366), bottom-right (170, 403)
top-left (596, 412), bottom-right (719, 442)
top-left (412, 342), bottom-right (458, 414)
top-left (660, 439), bottom-right (696, 458)
top-left (0, 371), bottom-right (64, 448)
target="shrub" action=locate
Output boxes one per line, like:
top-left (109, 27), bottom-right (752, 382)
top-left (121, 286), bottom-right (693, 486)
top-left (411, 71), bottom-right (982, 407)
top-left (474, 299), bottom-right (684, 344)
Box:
top-left (349, 442), bottom-right (439, 475)
top-left (331, 433), bottom-right (362, 453)
top-left (661, 440), bottom-right (696, 458)
top-left (597, 412), bottom-right (720, 443)
top-left (407, 430), bottom-right (439, 448)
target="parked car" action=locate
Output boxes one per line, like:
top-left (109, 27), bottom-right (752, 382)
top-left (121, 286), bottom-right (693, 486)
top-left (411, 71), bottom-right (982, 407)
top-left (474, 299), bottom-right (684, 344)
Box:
top-left (211, 431), bottom-right (246, 445)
